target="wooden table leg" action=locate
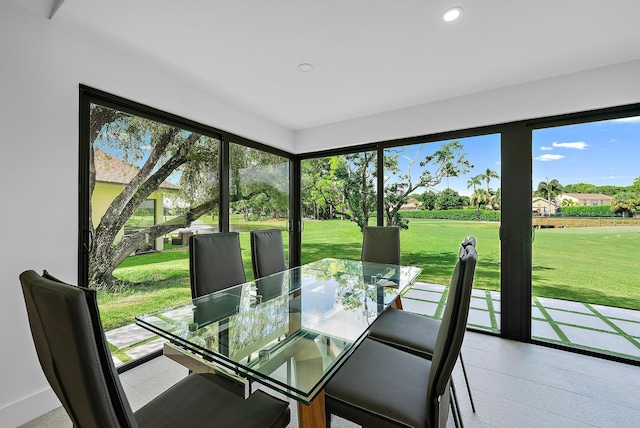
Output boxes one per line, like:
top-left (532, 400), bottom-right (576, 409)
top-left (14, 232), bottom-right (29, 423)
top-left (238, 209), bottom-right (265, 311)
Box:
top-left (298, 390), bottom-right (326, 428)
top-left (391, 294), bottom-right (403, 310)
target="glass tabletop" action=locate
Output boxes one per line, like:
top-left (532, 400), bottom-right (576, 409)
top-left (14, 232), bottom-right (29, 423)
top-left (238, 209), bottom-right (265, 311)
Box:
top-left (136, 258), bottom-right (422, 404)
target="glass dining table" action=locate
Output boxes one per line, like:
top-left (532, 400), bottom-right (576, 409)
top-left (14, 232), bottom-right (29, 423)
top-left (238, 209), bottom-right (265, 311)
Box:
top-left (136, 258), bottom-right (422, 428)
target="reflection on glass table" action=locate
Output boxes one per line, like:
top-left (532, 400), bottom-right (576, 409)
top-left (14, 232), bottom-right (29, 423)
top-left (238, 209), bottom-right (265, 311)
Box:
top-left (136, 258), bottom-right (421, 425)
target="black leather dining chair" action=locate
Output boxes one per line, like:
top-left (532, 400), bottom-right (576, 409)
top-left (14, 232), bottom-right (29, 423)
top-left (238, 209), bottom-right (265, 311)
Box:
top-left (250, 229), bottom-right (288, 279)
top-left (367, 236), bottom-right (477, 414)
top-left (19, 270), bottom-right (290, 428)
top-left (325, 244), bottom-right (477, 428)
top-left (189, 232), bottom-right (247, 298)
top-left (361, 226), bottom-right (401, 265)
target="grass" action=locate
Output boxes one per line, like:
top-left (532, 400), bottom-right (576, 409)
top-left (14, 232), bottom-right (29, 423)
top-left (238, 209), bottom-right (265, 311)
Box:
top-left (99, 218), bottom-right (640, 331)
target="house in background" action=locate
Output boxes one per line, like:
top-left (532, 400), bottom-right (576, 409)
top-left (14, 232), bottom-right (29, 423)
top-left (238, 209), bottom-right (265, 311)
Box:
top-left (92, 148), bottom-right (179, 250)
top-left (532, 197), bottom-right (557, 216)
top-left (400, 197), bottom-right (421, 210)
top-left (559, 193), bottom-right (613, 206)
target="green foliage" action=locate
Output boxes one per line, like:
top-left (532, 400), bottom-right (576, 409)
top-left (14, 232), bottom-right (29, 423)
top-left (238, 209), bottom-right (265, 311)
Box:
top-left (535, 178), bottom-right (563, 200)
top-left (470, 188), bottom-right (493, 209)
top-left (610, 191), bottom-right (640, 216)
top-left (383, 141), bottom-right (472, 229)
top-left (398, 209), bottom-right (501, 221)
top-left (434, 188), bottom-right (466, 210)
top-left (563, 182), bottom-right (628, 196)
top-left (419, 191), bottom-right (438, 210)
top-left (559, 205), bottom-right (617, 217)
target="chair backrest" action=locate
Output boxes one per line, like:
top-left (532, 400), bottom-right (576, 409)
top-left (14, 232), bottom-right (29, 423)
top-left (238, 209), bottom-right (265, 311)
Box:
top-left (360, 226), bottom-right (401, 265)
top-left (189, 232), bottom-right (247, 299)
top-left (462, 235), bottom-right (476, 249)
top-left (250, 229), bottom-right (288, 279)
top-left (426, 244), bottom-right (477, 428)
top-left (19, 270), bottom-right (137, 428)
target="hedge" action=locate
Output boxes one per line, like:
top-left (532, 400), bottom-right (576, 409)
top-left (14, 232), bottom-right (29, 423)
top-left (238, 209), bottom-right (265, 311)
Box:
top-left (398, 209), bottom-right (501, 222)
top-left (559, 205), bottom-right (617, 217)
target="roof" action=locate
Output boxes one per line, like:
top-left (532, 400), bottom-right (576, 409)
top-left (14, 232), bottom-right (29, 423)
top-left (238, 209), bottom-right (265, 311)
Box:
top-left (562, 193), bottom-right (613, 201)
top-left (94, 148), bottom-right (178, 190)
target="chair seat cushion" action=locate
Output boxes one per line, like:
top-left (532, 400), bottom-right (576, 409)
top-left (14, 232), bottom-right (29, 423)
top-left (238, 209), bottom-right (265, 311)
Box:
top-left (325, 338), bottom-right (431, 428)
top-left (369, 307), bottom-right (440, 356)
top-left (135, 373), bottom-right (290, 428)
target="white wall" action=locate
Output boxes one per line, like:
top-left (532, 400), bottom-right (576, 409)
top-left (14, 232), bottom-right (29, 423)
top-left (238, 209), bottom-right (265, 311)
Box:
top-left (295, 59), bottom-right (640, 152)
top-left (0, 2), bottom-right (293, 425)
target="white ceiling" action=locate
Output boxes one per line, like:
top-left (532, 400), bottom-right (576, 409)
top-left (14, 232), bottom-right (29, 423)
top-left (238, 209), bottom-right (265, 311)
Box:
top-left (17, 0), bottom-right (640, 130)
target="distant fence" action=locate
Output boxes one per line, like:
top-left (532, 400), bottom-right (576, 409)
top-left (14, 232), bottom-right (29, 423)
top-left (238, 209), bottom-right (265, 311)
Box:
top-left (533, 216), bottom-right (640, 228)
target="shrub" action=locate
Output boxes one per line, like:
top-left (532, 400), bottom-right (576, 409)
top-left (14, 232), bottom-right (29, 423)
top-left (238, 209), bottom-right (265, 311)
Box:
top-left (558, 205), bottom-right (618, 217)
top-left (398, 209), bottom-right (501, 222)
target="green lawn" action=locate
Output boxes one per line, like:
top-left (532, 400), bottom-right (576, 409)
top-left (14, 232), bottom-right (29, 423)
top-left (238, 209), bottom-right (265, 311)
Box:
top-left (99, 218), bottom-right (640, 331)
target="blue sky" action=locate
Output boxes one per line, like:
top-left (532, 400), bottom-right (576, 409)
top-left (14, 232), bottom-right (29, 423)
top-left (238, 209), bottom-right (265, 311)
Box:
top-left (388, 134), bottom-right (501, 197)
top-left (532, 116), bottom-right (640, 191)
top-left (388, 116), bottom-right (640, 196)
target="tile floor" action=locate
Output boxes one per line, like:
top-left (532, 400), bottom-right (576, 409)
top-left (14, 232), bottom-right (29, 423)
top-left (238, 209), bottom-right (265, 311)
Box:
top-left (20, 282), bottom-right (640, 427)
top-left (21, 331), bottom-right (640, 427)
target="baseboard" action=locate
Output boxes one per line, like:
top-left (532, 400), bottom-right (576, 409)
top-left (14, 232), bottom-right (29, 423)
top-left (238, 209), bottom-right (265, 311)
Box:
top-left (0, 387), bottom-right (61, 427)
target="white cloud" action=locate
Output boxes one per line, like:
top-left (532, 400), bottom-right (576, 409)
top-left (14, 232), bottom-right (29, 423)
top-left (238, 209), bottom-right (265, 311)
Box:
top-left (612, 116), bottom-right (640, 123)
top-left (609, 139), bottom-right (617, 143)
top-left (540, 146), bottom-right (553, 151)
top-left (535, 154), bottom-right (565, 162)
top-left (552, 141), bottom-right (588, 150)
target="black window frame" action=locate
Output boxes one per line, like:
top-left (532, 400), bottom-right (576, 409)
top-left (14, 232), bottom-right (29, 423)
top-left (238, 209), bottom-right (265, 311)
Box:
top-left (80, 84), bottom-right (640, 367)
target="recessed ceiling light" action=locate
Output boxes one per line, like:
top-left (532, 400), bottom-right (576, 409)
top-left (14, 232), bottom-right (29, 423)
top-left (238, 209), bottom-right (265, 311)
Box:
top-left (442, 7), bottom-right (462, 22)
top-left (298, 63), bottom-right (313, 72)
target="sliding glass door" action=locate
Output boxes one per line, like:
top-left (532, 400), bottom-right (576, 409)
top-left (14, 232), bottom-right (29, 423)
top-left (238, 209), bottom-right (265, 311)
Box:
top-left (531, 116), bottom-right (640, 361)
top-left (383, 134), bottom-right (502, 333)
top-left (300, 150), bottom-right (377, 263)
top-left (228, 142), bottom-right (290, 281)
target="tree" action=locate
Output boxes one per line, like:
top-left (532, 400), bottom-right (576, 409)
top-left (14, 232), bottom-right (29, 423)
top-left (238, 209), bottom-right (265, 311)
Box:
top-left (302, 157), bottom-right (336, 220)
top-left (434, 188), bottom-right (466, 210)
top-left (492, 187), bottom-right (501, 210)
top-left (466, 175), bottom-right (482, 193)
top-left (610, 192), bottom-right (640, 217)
top-left (535, 178), bottom-right (563, 217)
top-left (631, 177), bottom-right (640, 194)
top-left (305, 153), bottom-right (377, 231)
top-left (89, 105), bottom-right (280, 290)
top-left (478, 168), bottom-right (499, 192)
top-left (470, 189), bottom-right (492, 217)
top-left (383, 141), bottom-right (472, 228)
top-left (562, 182), bottom-right (598, 194)
top-left (419, 191), bottom-right (438, 210)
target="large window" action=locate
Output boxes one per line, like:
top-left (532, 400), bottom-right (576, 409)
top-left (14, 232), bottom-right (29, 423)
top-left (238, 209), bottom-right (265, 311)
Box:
top-left (80, 87), bottom-right (293, 369)
top-left (229, 142), bottom-right (290, 280)
top-left (383, 134), bottom-right (502, 333)
top-left (85, 101), bottom-right (221, 365)
top-left (531, 116), bottom-right (640, 360)
top-left (81, 87), bottom-right (640, 367)
top-left (300, 150), bottom-right (377, 263)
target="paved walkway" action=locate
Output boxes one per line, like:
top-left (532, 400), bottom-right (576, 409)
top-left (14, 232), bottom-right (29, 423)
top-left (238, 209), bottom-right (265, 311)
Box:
top-left (107, 282), bottom-right (640, 367)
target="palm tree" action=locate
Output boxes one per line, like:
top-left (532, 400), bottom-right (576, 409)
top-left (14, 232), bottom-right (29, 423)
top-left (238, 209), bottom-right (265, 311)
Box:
top-left (466, 175), bottom-right (482, 193)
top-left (470, 188), bottom-right (493, 218)
top-left (536, 177), bottom-right (563, 217)
top-left (478, 168), bottom-right (499, 192)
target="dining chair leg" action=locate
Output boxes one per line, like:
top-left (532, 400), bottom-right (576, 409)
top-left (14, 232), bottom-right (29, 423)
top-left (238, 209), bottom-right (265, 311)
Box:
top-left (460, 353), bottom-right (476, 413)
top-left (450, 381), bottom-right (464, 428)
